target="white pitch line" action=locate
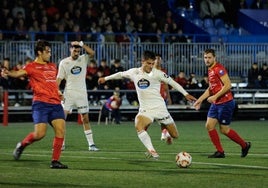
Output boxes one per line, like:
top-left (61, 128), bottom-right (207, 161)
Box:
top-left (1, 151), bottom-right (268, 170)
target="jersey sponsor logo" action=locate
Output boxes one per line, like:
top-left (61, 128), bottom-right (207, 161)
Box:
top-left (43, 71), bottom-right (56, 82)
top-left (71, 66), bottom-right (82, 75)
top-left (137, 78), bottom-right (150, 89)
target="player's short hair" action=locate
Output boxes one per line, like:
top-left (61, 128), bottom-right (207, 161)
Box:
top-left (71, 44), bottom-right (81, 48)
top-left (204, 49), bottom-right (216, 57)
top-left (34, 40), bottom-right (51, 56)
top-left (143, 50), bottom-right (156, 60)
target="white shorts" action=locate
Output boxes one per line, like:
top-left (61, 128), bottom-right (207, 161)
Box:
top-left (137, 107), bottom-right (175, 125)
top-left (62, 90), bottom-right (89, 114)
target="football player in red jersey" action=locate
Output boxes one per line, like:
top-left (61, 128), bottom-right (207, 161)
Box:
top-left (3, 40), bottom-right (68, 169)
top-left (194, 49), bottom-right (251, 158)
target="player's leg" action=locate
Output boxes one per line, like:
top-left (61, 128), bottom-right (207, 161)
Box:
top-left (80, 113), bottom-right (99, 151)
top-left (13, 123), bottom-right (47, 160)
top-left (50, 118), bottom-right (68, 169)
top-left (60, 110), bottom-right (69, 151)
top-left (13, 102), bottom-right (49, 160)
top-left (158, 112), bottom-right (176, 144)
top-left (206, 103), bottom-right (225, 158)
top-left (218, 100), bottom-right (251, 157)
top-left (163, 123), bottom-right (178, 145)
top-left (135, 114), bottom-right (159, 159)
top-left (206, 117), bottom-right (225, 158)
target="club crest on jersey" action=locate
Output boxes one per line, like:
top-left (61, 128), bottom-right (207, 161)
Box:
top-left (219, 69), bottom-right (225, 76)
top-left (71, 66), bottom-right (82, 75)
top-left (137, 78), bottom-right (150, 89)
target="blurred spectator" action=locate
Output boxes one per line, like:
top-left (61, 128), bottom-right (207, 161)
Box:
top-left (188, 72), bottom-right (199, 89)
top-left (98, 59), bottom-right (110, 77)
top-left (173, 70), bottom-right (188, 104)
top-left (247, 62), bottom-right (260, 88)
top-left (104, 24), bottom-right (115, 42)
top-left (101, 91), bottom-right (122, 124)
top-left (87, 59), bottom-right (98, 77)
top-left (175, 71), bottom-right (188, 88)
top-left (251, 0), bottom-right (264, 9)
top-left (199, 73), bottom-right (209, 89)
top-left (35, 23), bottom-right (52, 41)
top-left (170, 28), bottom-right (188, 43)
top-left (110, 59), bottom-right (124, 90)
top-left (68, 24), bottom-right (83, 41)
top-left (199, 0), bottom-right (227, 22)
top-left (259, 63), bottom-right (268, 88)
top-left (12, 0), bottom-right (25, 19)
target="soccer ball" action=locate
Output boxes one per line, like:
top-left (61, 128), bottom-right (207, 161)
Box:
top-left (175, 151), bottom-right (192, 168)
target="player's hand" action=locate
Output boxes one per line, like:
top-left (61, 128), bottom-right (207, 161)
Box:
top-left (58, 90), bottom-right (64, 101)
top-left (98, 77), bottom-right (106, 84)
top-left (193, 100), bottom-right (202, 110)
top-left (185, 94), bottom-right (196, 102)
top-left (71, 41), bottom-right (79, 46)
top-left (1, 68), bottom-right (9, 77)
top-left (207, 96), bottom-right (217, 103)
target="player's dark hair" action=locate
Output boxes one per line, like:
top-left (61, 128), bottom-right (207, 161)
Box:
top-left (34, 40), bottom-right (51, 56)
top-left (143, 50), bottom-right (156, 60)
top-left (204, 49), bottom-right (216, 57)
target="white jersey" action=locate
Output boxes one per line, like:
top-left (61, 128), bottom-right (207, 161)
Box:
top-left (57, 54), bottom-right (90, 113)
top-left (57, 54), bottom-right (89, 92)
top-left (105, 67), bottom-right (188, 111)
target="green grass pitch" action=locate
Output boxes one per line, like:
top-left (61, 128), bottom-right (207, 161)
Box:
top-left (0, 120), bottom-right (267, 188)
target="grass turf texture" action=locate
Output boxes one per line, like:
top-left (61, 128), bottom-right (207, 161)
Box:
top-left (0, 121), bottom-right (267, 188)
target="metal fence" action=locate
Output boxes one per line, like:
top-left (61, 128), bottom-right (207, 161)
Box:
top-left (1, 41), bottom-right (268, 80)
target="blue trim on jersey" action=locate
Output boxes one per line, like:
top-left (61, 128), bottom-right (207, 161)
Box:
top-left (207, 100), bottom-right (235, 125)
top-left (32, 101), bottom-right (65, 125)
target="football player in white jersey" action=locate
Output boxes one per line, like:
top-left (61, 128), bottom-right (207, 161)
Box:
top-left (98, 50), bottom-right (196, 159)
top-left (57, 41), bottom-right (99, 151)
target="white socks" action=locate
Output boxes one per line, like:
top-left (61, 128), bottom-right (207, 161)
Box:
top-left (137, 130), bottom-right (155, 151)
top-left (84, 129), bottom-right (94, 146)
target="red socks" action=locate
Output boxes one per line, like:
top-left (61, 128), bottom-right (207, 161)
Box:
top-left (21, 132), bottom-right (35, 147)
top-left (226, 129), bottom-right (247, 148)
top-left (52, 137), bottom-right (64, 161)
top-left (208, 129), bottom-right (224, 153)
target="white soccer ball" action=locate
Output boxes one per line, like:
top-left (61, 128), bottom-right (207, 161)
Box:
top-left (175, 151), bottom-right (192, 168)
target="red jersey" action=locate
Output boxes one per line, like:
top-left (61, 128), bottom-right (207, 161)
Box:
top-left (208, 63), bottom-right (233, 104)
top-left (24, 62), bottom-right (61, 104)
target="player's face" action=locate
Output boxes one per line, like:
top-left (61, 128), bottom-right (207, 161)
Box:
top-left (41, 47), bottom-right (51, 62)
top-left (204, 52), bottom-right (216, 68)
top-left (71, 47), bottom-right (81, 60)
top-left (142, 58), bottom-right (155, 73)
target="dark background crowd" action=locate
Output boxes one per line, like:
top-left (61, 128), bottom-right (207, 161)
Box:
top-left (1, 0), bottom-right (267, 42)
top-left (1, 0), bottom-right (268, 107)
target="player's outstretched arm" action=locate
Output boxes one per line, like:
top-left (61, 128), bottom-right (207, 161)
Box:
top-left (3, 69), bottom-right (27, 78)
